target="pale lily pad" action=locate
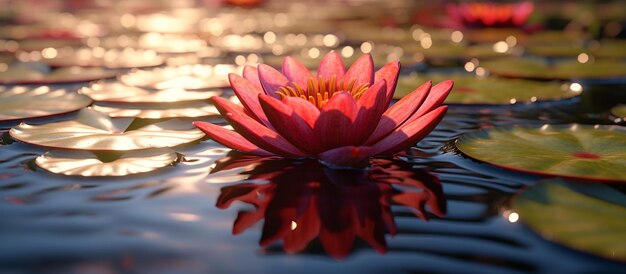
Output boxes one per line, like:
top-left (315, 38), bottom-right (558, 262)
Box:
top-left (0, 64), bottom-right (116, 84)
top-left (456, 124), bottom-right (626, 182)
top-left (9, 108), bottom-right (205, 151)
top-left (120, 64), bottom-right (240, 90)
top-left (92, 102), bottom-right (219, 119)
top-left (395, 74), bottom-right (580, 105)
top-left (80, 82), bottom-right (222, 104)
top-left (0, 86), bottom-right (92, 122)
top-left (2, 38), bottom-right (83, 52)
top-left (482, 57), bottom-right (626, 80)
top-left (45, 48), bottom-right (163, 69)
top-left (513, 180), bottom-right (626, 262)
top-left (610, 105), bottom-right (626, 119)
top-left (36, 148), bottom-right (177, 176)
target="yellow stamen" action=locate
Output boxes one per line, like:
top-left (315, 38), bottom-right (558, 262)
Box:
top-left (275, 76), bottom-right (370, 109)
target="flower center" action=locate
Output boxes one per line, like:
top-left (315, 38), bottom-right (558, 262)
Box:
top-left (275, 76), bottom-right (370, 109)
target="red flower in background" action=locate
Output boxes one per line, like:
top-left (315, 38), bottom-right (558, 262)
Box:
top-left (447, 1), bottom-right (534, 29)
top-left (214, 153), bottom-right (446, 260)
top-left (194, 51), bottom-right (452, 168)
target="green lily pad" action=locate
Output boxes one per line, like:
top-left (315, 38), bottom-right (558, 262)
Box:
top-left (465, 28), bottom-right (526, 44)
top-left (0, 86), bottom-right (92, 122)
top-left (80, 82), bottom-right (222, 104)
top-left (523, 31), bottom-right (584, 45)
top-left (593, 40), bottom-right (626, 59)
top-left (0, 63), bottom-right (116, 84)
top-left (92, 102), bottom-right (219, 119)
top-left (526, 40), bottom-right (626, 59)
top-left (36, 148), bottom-right (177, 177)
top-left (402, 42), bottom-right (516, 62)
top-left (526, 44), bottom-right (588, 58)
top-left (9, 108), bottom-right (205, 151)
top-left (45, 48), bottom-right (164, 69)
top-left (120, 64), bottom-right (239, 90)
top-left (456, 124), bottom-right (626, 182)
top-left (482, 57), bottom-right (626, 80)
top-left (610, 105), bottom-right (626, 119)
top-left (395, 74), bottom-right (580, 105)
top-left (513, 180), bottom-right (626, 262)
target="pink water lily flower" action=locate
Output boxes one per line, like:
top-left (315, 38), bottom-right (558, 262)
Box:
top-left (193, 51), bottom-right (452, 167)
top-left (447, 1), bottom-right (534, 29)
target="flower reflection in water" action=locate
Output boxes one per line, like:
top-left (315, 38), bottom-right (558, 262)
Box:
top-left (214, 153), bottom-right (446, 260)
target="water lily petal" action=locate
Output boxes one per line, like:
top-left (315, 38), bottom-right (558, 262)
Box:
top-left (374, 60), bottom-right (400, 107)
top-left (317, 51), bottom-right (346, 80)
top-left (353, 80), bottom-right (387, 144)
top-left (407, 80), bottom-right (453, 123)
top-left (213, 96), bottom-right (306, 157)
top-left (371, 106), bottom-right (448, 155)
top-left (193, 121), bottom-right (273, 156)
top-left (343, 54), bottom-right (374, 86)
top-left (259, 94), bottom-right (320, 155)
top-left (243, 65), bottom-right (262, 89)
top-left (314, 92), bottom-right (359, 150)
top-left (282, 96), bottom-right (320, 129)
top-left (318, 146), bottom-right (375, 168)
top-left (228, 73), bottom-right (272, 127)
top-left (366, 81), bottom-right (432, 145)
top-left (258, 64), bottom-right (289, 98)
top-left (282, 56), bottom-right (313, 88)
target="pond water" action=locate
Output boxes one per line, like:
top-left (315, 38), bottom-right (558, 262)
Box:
top-left (0, 86), bottom-right (624, 273)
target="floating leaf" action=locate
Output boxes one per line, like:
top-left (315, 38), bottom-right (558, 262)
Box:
top-left (465, 28), bottom-right (526, 44)
top-left (3, 38), bottom-right (83, 51)
top-left (0, 86), bottom-right (92, 122)
top-left (610, 105), bottom-right (626, 119)
top-left (395, 74), bottom-right (580, 105)
top-left (456, 124), bottom-right (626, 182)
top-left (36, 148), bottom-right (177, 176)
top-left (482, 57), bottom-right (626, 80)
top-left (0, 64), bottom-right (116, 84)
top-left (526, 44), bottom-right (587, 58)
top-left (92, 102), bottom-right (219, 119)
top-left (513, 180), bottom-right (626, 262)
top-left (80, 82), bottom-right (222, 104)
top-left (10, 108), bottom-right (205, 151)
top-left (120, 64), bottom-right (239, 90)
top-left (45, 48), bottom-right (164, 69)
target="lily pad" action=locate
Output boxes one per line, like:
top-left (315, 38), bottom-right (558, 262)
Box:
top-left (36, 148), bottom-right (177, 176)
top-left (482, 57), bottom-right (626, 80)
top-left (0, 86), bottom-right (92, 122)
top-left (80, 82), bottom-right (222, 104)
top-left (45, 48), bottom-right (164, 69)
top-left (513, 180), bottom-right (626, 262)
top-left (526, 44), bottom-right (588, 58)
top-left (0, 63), bottom-right (116, 84)
top-left (456, 124), bottom-right (626, 182)
top-left (403, 42), bottom-right (516, 63)
top-left (395, 74), bottom-right (580, 105)
top-left (610, 105), bottom-right (626, 119)
top-left (2, 38), bottom-right (83, 52)
top-left (9, 108), bottom-right (205, 151)
top-left (465, 28), bottom-right (526, 44)
top-left (119, 64), bottom-right (239, 90)
top-left (92, 102), bottom-right (219, 119)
